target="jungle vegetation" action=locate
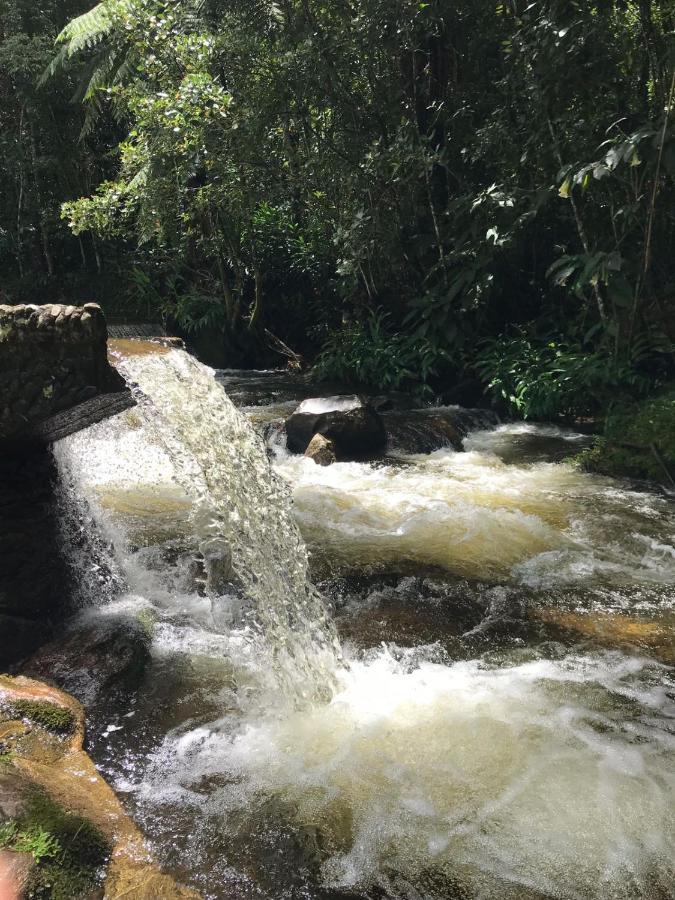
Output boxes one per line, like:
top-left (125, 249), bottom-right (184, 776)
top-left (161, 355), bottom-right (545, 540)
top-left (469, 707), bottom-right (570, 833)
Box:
top-left (1, 0), bottom-right (674, 420)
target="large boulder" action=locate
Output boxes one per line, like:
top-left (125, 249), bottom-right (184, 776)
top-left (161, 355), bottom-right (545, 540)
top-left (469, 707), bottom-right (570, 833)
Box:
top-left (286, 397), bottom-right (386, 459)
top-left (0, 675), bottom-right (200, 899)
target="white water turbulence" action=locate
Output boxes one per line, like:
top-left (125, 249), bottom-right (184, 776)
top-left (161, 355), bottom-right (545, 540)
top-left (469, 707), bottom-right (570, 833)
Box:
top-left (53, 359), bottom-right (675, 900)
top-left (275, 424), bottom-right (675, 587)
top-left (141, 647), bottom-right (675, 900)
top-left (61, 349), bottom-right (341, 702)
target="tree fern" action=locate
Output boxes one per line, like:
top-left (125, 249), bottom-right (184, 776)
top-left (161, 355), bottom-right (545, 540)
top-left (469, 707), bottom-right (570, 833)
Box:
top-left (40, 0), bottom-right (208, 138)
top-left (39, 3), bottom-right (115, 86)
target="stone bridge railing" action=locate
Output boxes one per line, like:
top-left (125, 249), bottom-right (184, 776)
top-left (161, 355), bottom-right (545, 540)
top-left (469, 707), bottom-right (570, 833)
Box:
top-left (0, 303), bottom-right (131, 445)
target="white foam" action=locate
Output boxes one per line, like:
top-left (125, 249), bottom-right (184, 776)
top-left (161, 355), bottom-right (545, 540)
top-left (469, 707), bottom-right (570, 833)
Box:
top-left (295, 395), bottom-right (362, 415)
top-left (275, 448), bottom-right (675, 586)
top-left (138, 648), bottom-right (675, 898)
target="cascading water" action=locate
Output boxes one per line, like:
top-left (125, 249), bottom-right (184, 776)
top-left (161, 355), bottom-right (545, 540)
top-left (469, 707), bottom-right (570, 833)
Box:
top-left (59, 348), bottom-right (341, 703)
top-left (52, 353), bottom-right (675, 900)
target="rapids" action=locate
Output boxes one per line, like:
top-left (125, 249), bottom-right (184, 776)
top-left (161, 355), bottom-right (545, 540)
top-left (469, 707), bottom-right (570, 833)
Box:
top-left (52, 353), bottom-right (675, 900)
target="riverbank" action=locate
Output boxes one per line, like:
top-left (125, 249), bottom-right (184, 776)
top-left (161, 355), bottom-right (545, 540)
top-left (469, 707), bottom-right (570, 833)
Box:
top-left (576, 386), bottom-right (675, 488)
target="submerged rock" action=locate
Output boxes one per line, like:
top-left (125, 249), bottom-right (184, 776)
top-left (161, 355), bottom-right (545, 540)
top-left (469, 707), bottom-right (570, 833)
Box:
top-left (535, 608), bottom-right (675, 664)
top-left (21, 614), bottom-right (151, 707)
top-left (0, 675), bottom-right (200, 899)
top-left (286, 397), bottom-right (386, 459)
top-left (304, 433), bottom-right (337, 466)
top-left (200, 537), bottom-right (233, 596)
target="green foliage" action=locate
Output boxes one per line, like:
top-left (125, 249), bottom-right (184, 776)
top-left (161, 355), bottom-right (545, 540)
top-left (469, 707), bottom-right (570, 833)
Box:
top-left (578, 386), bottom-right (675, 483)
top-left (0, 821), bottom-right (62, 863)
top-left (0, 0), bottom-right (136, 306)
top-left (0, 789), bottom-right (110, 899)
top-left (10, 700), bottom-right (75, 735)
top-left (474, 331), bottom-right (656, 420)
top-left (41, 2), bottom-right (114, 85)
top-left (9, 0), bottom-right (675, 387)
top-left (314, 309), bottom-right (440, 393)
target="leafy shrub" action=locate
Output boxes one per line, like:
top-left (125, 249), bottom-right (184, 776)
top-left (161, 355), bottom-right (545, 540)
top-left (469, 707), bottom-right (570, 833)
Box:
top-left (313, 309), bottom-right (442, 393)
top-left (578, 386), bottom-right (675, 483)
top-left (474, 332), bottom-right (655, 419)
top-left (0, 822), bottom-right (61, 863)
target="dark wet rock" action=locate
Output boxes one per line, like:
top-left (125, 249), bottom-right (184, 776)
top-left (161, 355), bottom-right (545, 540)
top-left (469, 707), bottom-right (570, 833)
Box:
top-left (327, 573), bottom-right (486, 650)
top-left (461, 586), bottom-right (530, 643)
top-left (21, 614), bottom-right (151, 707)
top-left (0, 448), bottom-right (72, 667)
top-left (305, 433), bottom-right (337, 466)
top-left (285, 395), bottom-right (360, 453)
top-left (383, 410), bottom-right (464, 454)
top-left (369, 393), bottom-right (418, 413)
top-left (200, 537), bottom-right (233, 596)
top-left (318, 405), bottom-right (386, 458)
top-left (286, 398), bottom-right (386, 458)
top-left (326, 573), bottom-right (560, 654)
top-left (0, 616), bottom-right (53, 669)
top-left (382, 407), bottom-right (500, 455)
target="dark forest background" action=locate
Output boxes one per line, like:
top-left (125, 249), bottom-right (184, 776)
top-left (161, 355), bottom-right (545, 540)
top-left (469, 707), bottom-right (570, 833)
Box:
top-left (1, 0), bottom-right (674, 425)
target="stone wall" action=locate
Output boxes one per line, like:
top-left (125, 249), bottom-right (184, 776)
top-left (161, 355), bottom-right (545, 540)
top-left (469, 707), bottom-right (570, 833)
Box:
top-left (0, 303), bottom-right (124, 444)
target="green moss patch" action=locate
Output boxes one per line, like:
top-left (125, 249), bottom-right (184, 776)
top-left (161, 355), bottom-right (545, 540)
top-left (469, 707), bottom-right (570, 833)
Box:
top-left (8, 701), bottom-right (75, 736)
top-left (577, 387), bottom-right (675, 485)
top-left (1, 789), bottom-right (110, 899)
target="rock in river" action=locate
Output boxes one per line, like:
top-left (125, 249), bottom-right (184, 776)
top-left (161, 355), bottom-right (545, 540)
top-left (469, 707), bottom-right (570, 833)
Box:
top-left (21, 613), bottom-right (151, 708)
top-left (305, 433), bottom-right (337, 466)
top-left (286, 396), bottom-right (386, 459)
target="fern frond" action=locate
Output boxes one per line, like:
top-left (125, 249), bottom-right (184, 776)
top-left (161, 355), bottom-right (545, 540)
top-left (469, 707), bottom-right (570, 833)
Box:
top-left (57, 3), bottom-right (114, 56)
top-left (38, 43), bottom-right (71, 86)
top-left (39, 2), bottom-right (114, 86)
top-left (127, 164), bottom-right (149, 192)
top-left (79, 91), bottom-right (107, 139)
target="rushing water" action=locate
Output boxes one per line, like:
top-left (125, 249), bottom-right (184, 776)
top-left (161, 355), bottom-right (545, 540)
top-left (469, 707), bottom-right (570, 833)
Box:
top-left (53, 353), bottom-right (675, 900)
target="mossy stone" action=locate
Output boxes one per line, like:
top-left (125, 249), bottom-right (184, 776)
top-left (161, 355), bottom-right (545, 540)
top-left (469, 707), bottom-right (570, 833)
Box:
top-left (9, 701), bottom-right (75, 736)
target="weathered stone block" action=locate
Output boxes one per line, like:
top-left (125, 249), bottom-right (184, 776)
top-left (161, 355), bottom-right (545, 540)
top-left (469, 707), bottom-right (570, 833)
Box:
top-left (0, 302), bottom-right (125, 443)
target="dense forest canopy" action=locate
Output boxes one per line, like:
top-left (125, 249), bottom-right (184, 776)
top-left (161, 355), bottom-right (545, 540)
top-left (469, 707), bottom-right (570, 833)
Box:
top-left (1, 0), bottom-right (673, 415)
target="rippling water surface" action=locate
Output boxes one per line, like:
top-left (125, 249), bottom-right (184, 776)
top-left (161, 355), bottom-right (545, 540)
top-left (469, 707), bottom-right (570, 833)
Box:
top-left (53, 356), bottom-right (675, 900)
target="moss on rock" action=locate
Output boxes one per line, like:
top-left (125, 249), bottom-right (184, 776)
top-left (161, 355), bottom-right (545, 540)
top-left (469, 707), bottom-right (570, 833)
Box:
top-left (9, 701), bottom-right (75, 736)
top-left (1, 787), bottom-right (110, 899)
top-left (0, 675), bottom-right (200, 898)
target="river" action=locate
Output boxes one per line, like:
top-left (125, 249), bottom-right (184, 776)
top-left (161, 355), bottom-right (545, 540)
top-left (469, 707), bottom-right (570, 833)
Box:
top-left (52, 351), bottom-right (675, 900)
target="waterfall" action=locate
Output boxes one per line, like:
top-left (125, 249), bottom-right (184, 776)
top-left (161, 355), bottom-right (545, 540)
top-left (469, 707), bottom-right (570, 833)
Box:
top-left (62, 348), bottom-right (341, 703)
